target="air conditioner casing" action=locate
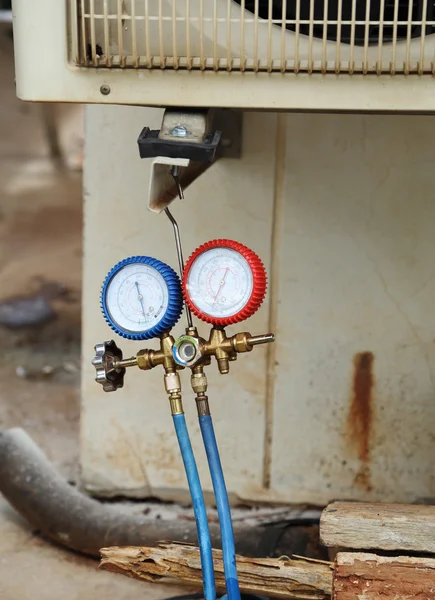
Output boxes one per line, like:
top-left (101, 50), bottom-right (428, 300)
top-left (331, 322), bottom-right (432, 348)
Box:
top-left (12, 0), bottom-right (435, 111)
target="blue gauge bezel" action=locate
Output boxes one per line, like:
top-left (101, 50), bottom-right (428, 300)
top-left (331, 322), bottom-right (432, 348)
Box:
top-left (101, 256), bottom-right (183, 341)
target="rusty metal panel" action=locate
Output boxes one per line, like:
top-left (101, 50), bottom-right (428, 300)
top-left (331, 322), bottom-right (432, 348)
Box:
top-left (270, 113), bottom-right (435, 505)
top-left (81, 108), bottom-right (435, 505)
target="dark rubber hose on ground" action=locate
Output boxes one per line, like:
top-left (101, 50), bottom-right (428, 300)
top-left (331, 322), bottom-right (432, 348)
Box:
top-left (0, 427), bottom-right (267, 558)
top-left (0, 427), bottom-right (327, 561)
top-left (0, 427), bottom-right (224, 557)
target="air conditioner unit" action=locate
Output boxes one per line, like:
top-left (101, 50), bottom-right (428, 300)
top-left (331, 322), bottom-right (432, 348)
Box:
top-left (12, 0), bottom-right (435, 111)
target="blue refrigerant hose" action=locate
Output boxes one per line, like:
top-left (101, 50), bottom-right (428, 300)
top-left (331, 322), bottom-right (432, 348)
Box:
top-left (199, 414), bottom-right (241, 600)
top-left (172, 414), bottom-right (216, 600)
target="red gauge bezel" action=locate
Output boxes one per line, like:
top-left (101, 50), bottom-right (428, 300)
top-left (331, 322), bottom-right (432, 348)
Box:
top-left (182, 239), bottom-right (267, 327)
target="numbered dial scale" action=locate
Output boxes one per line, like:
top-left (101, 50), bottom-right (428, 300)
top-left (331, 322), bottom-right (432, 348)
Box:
top-left (183, 239), bottom-right (267, 327)
top-left (101, 256), bottom-right (183, 340)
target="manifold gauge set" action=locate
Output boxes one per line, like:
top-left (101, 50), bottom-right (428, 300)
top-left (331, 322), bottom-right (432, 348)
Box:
top-left (92, 174), bottom-right (274, 600)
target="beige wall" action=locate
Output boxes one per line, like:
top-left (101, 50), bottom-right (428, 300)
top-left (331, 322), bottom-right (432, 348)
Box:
top-left (81, 107), bottom-right (435, 505)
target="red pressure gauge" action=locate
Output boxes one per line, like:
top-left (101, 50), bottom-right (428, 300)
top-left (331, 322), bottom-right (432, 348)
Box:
top-left (182, 239), bottom-right (267, 327)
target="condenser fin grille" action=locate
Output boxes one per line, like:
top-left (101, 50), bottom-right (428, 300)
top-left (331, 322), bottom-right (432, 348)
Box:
top-left (71, 0), bottom-right (435, 74)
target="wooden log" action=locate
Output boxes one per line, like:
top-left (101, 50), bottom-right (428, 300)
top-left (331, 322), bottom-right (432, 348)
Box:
top-left (320, 501), bottom-right (435, 553)
top-left (334, 552), bottom-right (435, 600)
top-left (100, 542), bottom-right (333, 599)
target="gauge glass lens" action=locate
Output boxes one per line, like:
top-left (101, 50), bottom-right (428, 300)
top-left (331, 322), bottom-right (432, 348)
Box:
top-left (186, 247), bottom-right (253, 318)
top-left (105, 264), bottom-right (169, 333)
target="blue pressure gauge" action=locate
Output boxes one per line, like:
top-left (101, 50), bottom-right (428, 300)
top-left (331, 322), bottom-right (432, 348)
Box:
top-left (101, 256), bottom-right (183, 340)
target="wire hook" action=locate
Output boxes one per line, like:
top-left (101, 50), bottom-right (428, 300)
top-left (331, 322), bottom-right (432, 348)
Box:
top-left (170, 165), bottom-right (184, 200)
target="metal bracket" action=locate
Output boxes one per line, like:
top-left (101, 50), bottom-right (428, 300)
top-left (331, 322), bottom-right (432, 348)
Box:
top-left (148, 157), bottom-right (190, 213)
top-left (139, 108), bottom-right (242, 213)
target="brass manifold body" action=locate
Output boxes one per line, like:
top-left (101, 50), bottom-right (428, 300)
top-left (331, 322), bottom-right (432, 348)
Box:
top-left (94, 326), bottom-right (274, 414)
top-left (125, 327), bottom-right (274, 375)
top-left (113, 327), bottom-right (275, 375)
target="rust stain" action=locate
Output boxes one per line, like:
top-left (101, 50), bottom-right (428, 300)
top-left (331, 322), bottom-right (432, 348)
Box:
top-left (347, 351), bottom-right (374, 491)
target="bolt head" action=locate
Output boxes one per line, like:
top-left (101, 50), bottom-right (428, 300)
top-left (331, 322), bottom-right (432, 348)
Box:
top-left (170, 125), bottom-right (189, 138)
top-left (100, 84), bottom-right (111, 96)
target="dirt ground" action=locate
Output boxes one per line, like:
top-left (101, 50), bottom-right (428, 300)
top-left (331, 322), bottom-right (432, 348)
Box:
top-left (0, 25), bottom-right (183, 600)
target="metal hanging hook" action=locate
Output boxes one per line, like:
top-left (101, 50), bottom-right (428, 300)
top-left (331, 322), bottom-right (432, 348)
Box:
top-left (170, 165), bottom-right (184, 200)
top-left (165, 166), bottom-right (193, 328)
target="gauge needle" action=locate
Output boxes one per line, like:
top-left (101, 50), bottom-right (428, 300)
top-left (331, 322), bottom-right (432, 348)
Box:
top-left (213, 267), bottom-right (229, 305)
top-left (135, 281), bottom-right (147, 318)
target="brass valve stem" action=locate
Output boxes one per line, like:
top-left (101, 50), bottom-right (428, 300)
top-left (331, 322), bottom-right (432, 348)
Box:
top-left (114, 356), bottom-right (138, 369)
top-left (164, 369), bottom-right (184, 415)
top-left (248, 334), bottom-right (275, 346)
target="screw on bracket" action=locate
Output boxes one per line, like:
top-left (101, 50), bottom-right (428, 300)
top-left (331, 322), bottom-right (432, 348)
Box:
top-left (170, 125), bottom-right (190, 138)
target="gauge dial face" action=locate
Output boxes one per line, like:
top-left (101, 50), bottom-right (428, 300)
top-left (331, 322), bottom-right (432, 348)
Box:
top-left (186, 247), bottom-right (254, 319)
top-left (105, 263), bottom-right (169, 334)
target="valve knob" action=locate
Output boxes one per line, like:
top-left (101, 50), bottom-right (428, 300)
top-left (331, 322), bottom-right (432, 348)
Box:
top-left (92, 340), bottom-right (125, 392)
